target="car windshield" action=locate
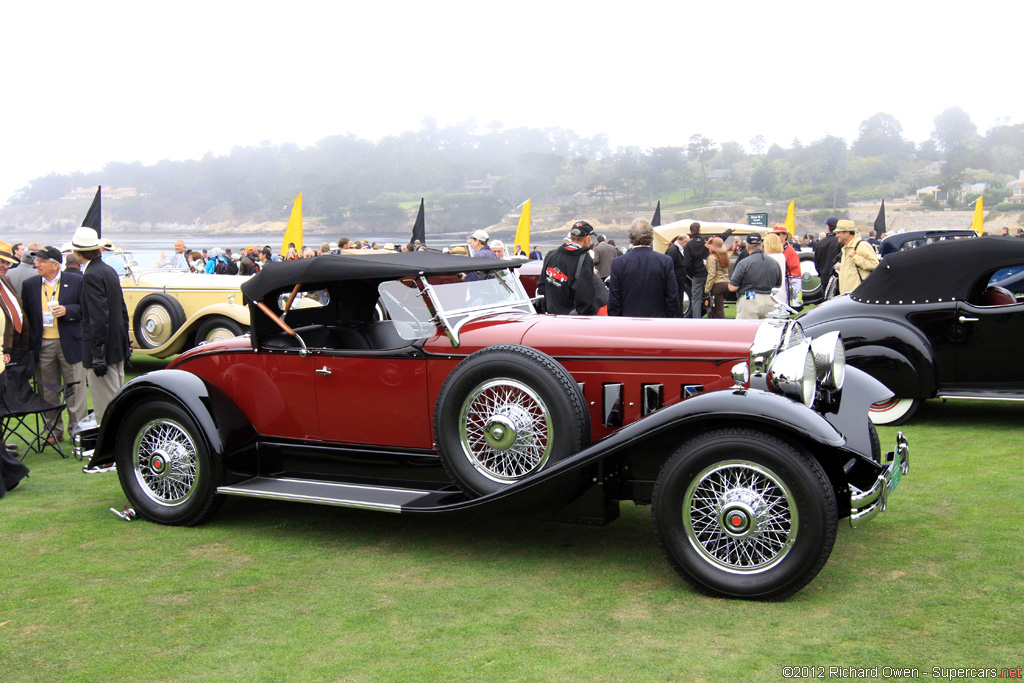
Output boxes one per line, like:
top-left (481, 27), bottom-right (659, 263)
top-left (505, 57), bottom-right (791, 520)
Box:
top-left (378, 269), bottom-right (533, 341)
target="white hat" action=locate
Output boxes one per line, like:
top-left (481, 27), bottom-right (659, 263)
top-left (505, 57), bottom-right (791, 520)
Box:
top-left (468, 229), bottom-right (489, 243)
top-left (71, 227), bottom-right (101, 251)
top-left (61, 242), bottom-right (74, 253)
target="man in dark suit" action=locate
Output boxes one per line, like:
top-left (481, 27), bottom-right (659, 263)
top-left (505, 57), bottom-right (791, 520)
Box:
top-left (664, 233), bottom-right (690, 317)
top-left (608, 219), bottom-right (679, 318)
top-left (71, 228), bottom-right (130, 423)
top-left (22, 246), bottom-right (87, 441)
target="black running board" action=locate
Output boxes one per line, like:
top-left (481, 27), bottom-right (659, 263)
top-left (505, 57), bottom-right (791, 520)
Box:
top-left (217, 477), bottom-right (460, 513)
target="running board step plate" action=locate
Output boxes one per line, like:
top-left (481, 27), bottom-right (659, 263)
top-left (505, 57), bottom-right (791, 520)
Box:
top-left (217, 477), bottom-right (458, 513)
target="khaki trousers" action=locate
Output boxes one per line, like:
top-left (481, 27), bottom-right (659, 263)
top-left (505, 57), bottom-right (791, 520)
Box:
top-left (88, 361), bottom-right (125, 424)
top-left (736, 293), bottom-right (776, 320)
top-left (37, 337), bottom-right (88, 439)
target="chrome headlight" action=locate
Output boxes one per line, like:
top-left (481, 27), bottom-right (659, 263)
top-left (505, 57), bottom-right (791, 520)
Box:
top-left (767, 343), bottom-right (817, 407)
top-left (810, 331), bottom-right (845, 391)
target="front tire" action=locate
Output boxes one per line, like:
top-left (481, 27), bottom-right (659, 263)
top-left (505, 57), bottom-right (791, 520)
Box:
top-left (116, 400), bottom-right (223, 525)
top-left (652, 428), bottom-right (837, 600)
top-left (434, 345), bottom-right (590, 497)
top-left (868, 397), bottom-right (921, 426)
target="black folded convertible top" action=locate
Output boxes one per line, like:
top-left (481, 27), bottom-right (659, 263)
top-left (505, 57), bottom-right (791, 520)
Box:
top-left (851, 237), bottom-right (1024, 304)
top-left (240, 251), bottom-right (522, 302)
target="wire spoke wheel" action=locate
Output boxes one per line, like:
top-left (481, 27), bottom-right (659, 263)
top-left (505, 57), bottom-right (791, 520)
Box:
top-left (132, 418), bottom-right (200, 506)
top-left (459, 378), bottom-right (552, 483)
top-left (435, 345), bottom-right (589, 497)
top-left (684, 461), bottom-right (797, 573)
top-left (652, 428), bottom-right (837, 599)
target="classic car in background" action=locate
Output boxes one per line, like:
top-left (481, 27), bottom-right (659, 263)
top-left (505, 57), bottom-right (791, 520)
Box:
top-left (79, 252), bottom-right (909, 600)
top-left (118, 256), bottom-right (251, 358)
top-left (877, 228), bottom-right (976, 258)
top-left (800, 237), bottom-right (1024, 425)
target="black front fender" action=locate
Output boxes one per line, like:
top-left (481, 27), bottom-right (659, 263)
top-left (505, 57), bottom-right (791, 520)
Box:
top-left (404, 387), bottom-right (851, 514)
top-left (89, 370), bottom-right (258, 481)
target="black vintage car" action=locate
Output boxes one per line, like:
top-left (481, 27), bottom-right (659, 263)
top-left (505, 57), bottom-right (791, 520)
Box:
top-left (800, 237), bottom-right (1024, 425)
top-left (877, 228), bottom-right (977, 258)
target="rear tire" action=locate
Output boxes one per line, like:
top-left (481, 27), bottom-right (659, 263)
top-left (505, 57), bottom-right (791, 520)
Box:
top-left (196, 316), bottom-right (245, 344)
top-left (652, 427), bottom-right (838, 600)
top-left (869, 397), bottom-right (921, 426)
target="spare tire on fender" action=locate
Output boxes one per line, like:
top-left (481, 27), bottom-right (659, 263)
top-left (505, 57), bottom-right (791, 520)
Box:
top-left (433, 344), bottom-right (591, 497)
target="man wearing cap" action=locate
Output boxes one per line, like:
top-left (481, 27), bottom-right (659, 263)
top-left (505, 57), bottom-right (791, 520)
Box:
top-left (814, 217), bottom-right (842, 288)
top-left (538, 220), bottom-right (599, 315)
top-left (728, 233), bottom-right (781, 319)
top-left (773, 225), bottom-right (803, 308)
top-left (835, 221), bottom-right (878, 295)
top-left (462, 229), bottom-right (497, 283)
top-left (71, 227), bottom-right (130, 423)
top-left (0, 241), bottom-right (30, 353)
top-left (608, 219), bottom-right (678, 318)
top-left (22, 247), bottom-right (86, 441)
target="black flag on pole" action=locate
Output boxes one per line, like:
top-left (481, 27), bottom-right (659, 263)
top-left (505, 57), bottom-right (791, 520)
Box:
top-left (411, 198), bottom-right (426, 245)
top-left (874, 200), bottom-right (886, 239)
top-left (651, 201), bottom-right (661, 227)
top-left (81, 186), bottom-right (102, 237)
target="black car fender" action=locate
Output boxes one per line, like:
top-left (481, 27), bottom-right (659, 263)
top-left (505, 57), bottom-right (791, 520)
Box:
top-left (88, 369), bottom-right (258, 481)
top-left (411, 387), bottom-right (855, 515)
top-left (803, 314), bottom-right (935, 399)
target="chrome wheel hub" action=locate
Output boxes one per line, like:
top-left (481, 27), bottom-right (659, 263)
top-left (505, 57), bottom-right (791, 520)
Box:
top-left (459, 379), bottom-right (553, 483)
top-left (132, 419), bottom-right (199, 506)
top-left (684, 461), bottom-right (797, 573)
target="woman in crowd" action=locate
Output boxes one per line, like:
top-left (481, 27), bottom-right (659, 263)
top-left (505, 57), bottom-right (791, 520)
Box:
top-left (704, 237), bottom-right (731, 319)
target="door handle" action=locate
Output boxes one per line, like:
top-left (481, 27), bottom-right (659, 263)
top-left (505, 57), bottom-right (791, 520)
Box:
top-left (958, 316), bottom-right (979, 323)
top-left (315, 366), bottom-right (332, 376)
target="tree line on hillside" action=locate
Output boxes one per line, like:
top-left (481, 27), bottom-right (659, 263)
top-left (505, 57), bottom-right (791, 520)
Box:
top-left (8, 108), bottom-right (1024, 232)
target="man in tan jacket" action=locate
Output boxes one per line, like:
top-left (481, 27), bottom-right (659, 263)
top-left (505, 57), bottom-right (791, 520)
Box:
top-left (835, 220), bottom-right (879, 294)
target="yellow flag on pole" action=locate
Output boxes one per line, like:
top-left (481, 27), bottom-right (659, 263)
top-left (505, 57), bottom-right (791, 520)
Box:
top-left (513, 199), bottom-right (531, 255)
top-left (784, 200), bottom-right (796, 237)
top-left (971, 196), bottom-right (984, 235)
top-left (281, 193), bottom-right (303, 256)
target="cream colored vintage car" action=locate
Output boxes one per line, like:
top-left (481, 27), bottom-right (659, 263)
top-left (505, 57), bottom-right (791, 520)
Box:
top-left (118, 257), bottom-right (251, 358)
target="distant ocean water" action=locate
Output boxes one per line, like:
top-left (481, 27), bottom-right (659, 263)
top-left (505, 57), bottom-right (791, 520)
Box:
top-left (17, 231), bottom-right (558, 270)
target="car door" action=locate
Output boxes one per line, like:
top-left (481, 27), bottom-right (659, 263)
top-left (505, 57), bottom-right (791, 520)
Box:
top-left (953, 299), bottom-right (1024, 390)
top-left (313, 351), bottom-right (432, 449)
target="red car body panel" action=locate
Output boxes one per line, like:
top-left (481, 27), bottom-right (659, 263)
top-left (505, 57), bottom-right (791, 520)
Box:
top-left (174, 314), bottom-right (759, 448)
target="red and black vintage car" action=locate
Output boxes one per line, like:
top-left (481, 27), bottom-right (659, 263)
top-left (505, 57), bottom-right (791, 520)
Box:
top-left (79, 252), bottom-right (909, 600)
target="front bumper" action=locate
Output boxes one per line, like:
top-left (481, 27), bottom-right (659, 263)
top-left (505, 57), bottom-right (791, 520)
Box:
top-left (849, 431), bottom-right (909, 529)
top-left (73, 428), bottom-right (98, 464)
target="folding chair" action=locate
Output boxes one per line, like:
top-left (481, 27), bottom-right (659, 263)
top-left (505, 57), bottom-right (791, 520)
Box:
top-left (0, 348), bottom-right (70, 459)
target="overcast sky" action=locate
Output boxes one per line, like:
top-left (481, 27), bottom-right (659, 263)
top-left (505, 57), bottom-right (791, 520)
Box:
top-left (1, 1), bottom-right (1018, 204)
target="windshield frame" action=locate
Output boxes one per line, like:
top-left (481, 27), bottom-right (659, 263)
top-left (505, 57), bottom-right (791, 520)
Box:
top-left (379, 267), bottom-right (534, 347)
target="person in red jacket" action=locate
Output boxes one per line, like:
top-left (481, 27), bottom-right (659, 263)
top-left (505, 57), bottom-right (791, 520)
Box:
top-left (772, 225), bottom-right (803, 308)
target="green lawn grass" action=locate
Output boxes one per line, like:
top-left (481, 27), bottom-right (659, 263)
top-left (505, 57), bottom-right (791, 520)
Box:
top-left (1, 360), bottom-right (1021, 682)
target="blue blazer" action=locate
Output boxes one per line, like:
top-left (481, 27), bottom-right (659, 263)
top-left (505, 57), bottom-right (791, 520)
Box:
top-left (608, 246), bottom-right (680, 318)
top-left (22, 270), bottom-right (85, 365)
